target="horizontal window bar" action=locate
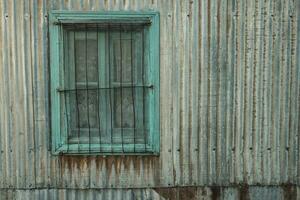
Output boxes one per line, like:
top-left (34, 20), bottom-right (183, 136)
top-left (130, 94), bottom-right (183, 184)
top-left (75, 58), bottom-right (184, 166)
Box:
top-left (55, 143), bottom-right (156, 155)
top-left (56, 85), bottom-right (154, 92)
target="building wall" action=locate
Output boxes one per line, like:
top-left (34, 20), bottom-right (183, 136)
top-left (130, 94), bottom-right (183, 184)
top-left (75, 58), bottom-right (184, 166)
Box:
top-left (1, 186), bottom-right (300, 200)
top-left (0, 0), bottom-right (299, 195)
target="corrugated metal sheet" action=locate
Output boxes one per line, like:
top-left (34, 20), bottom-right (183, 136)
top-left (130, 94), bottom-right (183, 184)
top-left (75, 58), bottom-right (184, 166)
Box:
top-left (0, 186), bottom-right (300, 200)
top-left (0, 0), bottom-right (299, 192)
top-left (1, 188), bottom-right (165, 200)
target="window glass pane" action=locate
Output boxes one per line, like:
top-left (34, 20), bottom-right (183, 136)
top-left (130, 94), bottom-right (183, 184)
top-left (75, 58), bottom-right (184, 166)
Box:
top-left (74, 32), bottom-right (98, 131)
top-left (63, 26), bottom-right (150, 148)
top-left (113, 88), bottom-right (134, 128)
top-left (77, 90), bottom-right (98, 128)
top-left (112, 37), bottom-right (133, 83)
top-left (69, 31), bottom-right (100, 140)
top-left (74, 32), bottom-right (98, 83)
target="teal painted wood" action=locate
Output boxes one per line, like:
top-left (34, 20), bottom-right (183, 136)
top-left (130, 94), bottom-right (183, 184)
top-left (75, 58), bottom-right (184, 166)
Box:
top-left (148, 12), bottom-right (160, 153)
top-left (50, 10), bottom-right (158, 24)
top-left (49, 13), bottom-right (61, 154)
top-left (49, 11), bottom-right (160, 155)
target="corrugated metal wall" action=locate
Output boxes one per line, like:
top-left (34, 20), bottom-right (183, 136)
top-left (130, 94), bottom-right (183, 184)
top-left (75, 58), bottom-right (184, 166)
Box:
top-left (0, 0), bottom-right (299, 194)
top-left (1, 186), bottom-right (300, 200)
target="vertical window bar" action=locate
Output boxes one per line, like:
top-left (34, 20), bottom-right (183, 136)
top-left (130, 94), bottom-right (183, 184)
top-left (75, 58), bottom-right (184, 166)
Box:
top-left (130, 26), bottom-right (136, 153)
top-left (142, 27), bottom-right (146, 151)
top-left (62, 25), bottom-right (70, 152)
top-left (74, 25), bottom-right (81, 152)
top-left (108, 24), bottom-right (113, 152)
top-left (85, 24), bottom-right (91, 153)
top-left (96, 24), bottom-right (102, 151)
top-left (119, 24), bottom-right (124, 153)
top-left (59, 23), bottom-right (63, 150)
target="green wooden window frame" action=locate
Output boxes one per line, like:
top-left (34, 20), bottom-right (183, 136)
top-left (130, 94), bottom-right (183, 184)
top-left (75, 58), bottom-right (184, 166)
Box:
top-left (49, 11), bottom-right (160, 155)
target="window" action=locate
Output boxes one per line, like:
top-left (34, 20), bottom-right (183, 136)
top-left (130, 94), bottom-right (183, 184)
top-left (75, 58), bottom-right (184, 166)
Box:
top-left (49, 11), bottom-right (159, 155)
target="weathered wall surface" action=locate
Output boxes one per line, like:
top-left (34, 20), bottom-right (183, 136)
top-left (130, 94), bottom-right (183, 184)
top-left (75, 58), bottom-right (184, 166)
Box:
top-left (1, 186), bottom-right (300, 200)
top-left (0, 0), bottom-right (299, 197)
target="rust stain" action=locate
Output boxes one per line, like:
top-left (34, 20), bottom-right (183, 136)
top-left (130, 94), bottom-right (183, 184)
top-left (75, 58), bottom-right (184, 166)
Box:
top-left (59, 155), bottom-right (159, 180)
top-left (95, 155), bottom-right (104, 170)
top-left (154, 187), bottom-right (177, 200)
top-left (132, 156), bottom-right (141, 175)
top-left (239, 185), bottom-right (250, 200)
top-left (104, 156), bottom-right (116, 178)
top-left (282, 184), bottom-right (296, 200)
top-left (123, 156), bottom-right (130, 172)
top-left (179, 187), bottom-right (198, 200)
top-left (211, 186), bottom-right (221, 200)
top-left (156, 187), bottom-right (208, 200)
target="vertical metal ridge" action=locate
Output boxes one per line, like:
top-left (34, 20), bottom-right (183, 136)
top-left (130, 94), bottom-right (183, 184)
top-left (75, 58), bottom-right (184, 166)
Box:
top-left (15, 0), bottom-right (27, 187)
top-left (288, 0), bottom-right (298, 184)
top-left (199, 0), bottom-right (209, 184)
top-left (194, 2), bottom-right (203, 184)
top-left (244, 0), bottom-right (255, 184)
top-left (0, 0), bottom-right (9, 188)
top-left (296, 0), bottom-right (300, 184)
top-left (234, 0), bottom-right (246, 183)
top-left (295, 1), bottom-right (300, 184)
top-left (172, 0), bottom-right (181, 186)
top-left (6, 0), bottom-right (14, 187)
top-left (30, 0), bottom-right (39, 187)
top-left (189, 0), bottom-right (200, 186)
top-left (12, 0), bottom-right (19, 187)
top-left (180, 0), bottom-right (190, 185)
top-left (262, 0), bottom-right (269, 183)
top-left (23, 0), bottom-right (36, 188)
top-left (0, 0), bottom-right (4, 188)
top-left (217, 0), bottom-right (229, 184)
top-left (252, 0), bottom-right (263, 184)
top-left (271, 0), bottom-right (281, 183)
top-left (208, 0), bottom-right (218, 185)
top-left (215, 0), bottom-right (222, 184)
top-left (286, 0), bottom-right (295, 183)
top-left (265, 0), bottom-right (274, 184)
top-left (37, 0), bottom-right (49, 186)
top-left (226, 1), bottom-right (237, 183)
top-left (178, 0), bottom-right (187, 185)
top-left (206, 0), bottom-right (212, 185)
top-left (42, 0), bottom-right (52, 187)
top-left (10, 0), bottom-right (19, 188)
top-left (159, 0), bottom-right (174, 187)
top-left (280, 0), bottom-right (291, 183)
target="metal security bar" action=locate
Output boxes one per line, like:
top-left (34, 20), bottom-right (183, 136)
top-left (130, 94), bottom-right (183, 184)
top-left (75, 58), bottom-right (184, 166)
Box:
top-left (59, 23), bottom-right (151, 154)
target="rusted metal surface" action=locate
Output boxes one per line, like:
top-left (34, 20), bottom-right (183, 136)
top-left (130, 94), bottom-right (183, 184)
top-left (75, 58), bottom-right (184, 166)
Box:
top-left (0, 0), bottom-right (299, 195)
top-left (0, 186), bottom-right (299, 200)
